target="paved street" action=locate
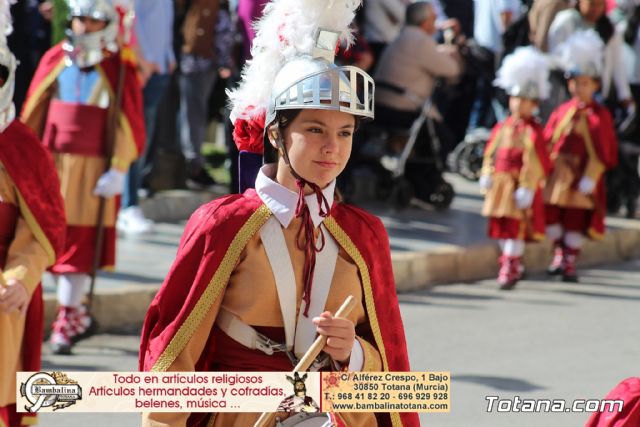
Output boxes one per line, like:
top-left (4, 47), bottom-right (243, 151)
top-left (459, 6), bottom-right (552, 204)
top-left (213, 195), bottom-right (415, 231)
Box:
top-left (37, 259), bottom-right (640, 427)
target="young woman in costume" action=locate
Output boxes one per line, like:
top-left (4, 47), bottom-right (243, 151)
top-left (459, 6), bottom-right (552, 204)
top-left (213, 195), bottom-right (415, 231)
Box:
top-left (139, 0), bottom-right (418, 426)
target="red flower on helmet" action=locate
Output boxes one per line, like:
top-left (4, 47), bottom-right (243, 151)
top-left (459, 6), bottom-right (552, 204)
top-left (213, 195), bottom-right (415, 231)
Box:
top-left (233, 110), bottom-right (266, 154)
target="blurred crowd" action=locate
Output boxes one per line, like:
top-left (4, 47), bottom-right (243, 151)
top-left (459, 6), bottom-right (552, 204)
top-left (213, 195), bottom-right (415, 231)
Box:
top-left (8, 0), bottom-right (640, 234)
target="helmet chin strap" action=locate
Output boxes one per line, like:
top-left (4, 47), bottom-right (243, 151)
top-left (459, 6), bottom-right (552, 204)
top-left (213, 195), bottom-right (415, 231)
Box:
top-left (273, 132), bottom-right (331, 317)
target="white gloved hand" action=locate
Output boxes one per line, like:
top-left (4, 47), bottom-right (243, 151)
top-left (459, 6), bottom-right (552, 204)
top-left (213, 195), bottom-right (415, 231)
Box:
top-left (479, 175), bottom-right (492, 190)
top-left (514, 187), bottom-right (534, 209)
top-left (93, 169), bottom-right (125, 198)
top-left (578, 176), bottom-right (596, 195)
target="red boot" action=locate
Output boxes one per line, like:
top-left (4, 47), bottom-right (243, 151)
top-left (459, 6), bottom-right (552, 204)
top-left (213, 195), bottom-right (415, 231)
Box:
top-left (562, 247), bottom-right (580, 282)
top-left (49, 305), bottom-right (96, 355)
top-left (547, 240), bottom-right (564, 275)
top-left (498, 256), bottom-right (523, 290)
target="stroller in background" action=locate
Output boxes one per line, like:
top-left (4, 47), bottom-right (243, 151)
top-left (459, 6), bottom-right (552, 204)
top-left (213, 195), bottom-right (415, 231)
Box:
top-left (343, 88), bottom-right (455, 210)
top-left (447, 127), bottom-right (491, 181)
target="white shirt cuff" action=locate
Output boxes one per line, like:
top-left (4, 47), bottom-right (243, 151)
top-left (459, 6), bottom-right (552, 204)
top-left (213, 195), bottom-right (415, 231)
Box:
top-left (348, 339), bottom-right (364, 371)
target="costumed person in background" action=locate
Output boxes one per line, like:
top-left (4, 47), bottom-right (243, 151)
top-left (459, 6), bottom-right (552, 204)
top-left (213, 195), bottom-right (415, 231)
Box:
top-left (544, 30), bottom-right (618, 283)
top-left (585, 377), bottom-right (640, 427)
top-left (139, 0), bottom-right (418, 426)
top-left (0, 0), bottom-right (66, 424)
top-left (21, 0), bottom-right (145, 355)
top-left (479, 46), bottom-right (552, 290)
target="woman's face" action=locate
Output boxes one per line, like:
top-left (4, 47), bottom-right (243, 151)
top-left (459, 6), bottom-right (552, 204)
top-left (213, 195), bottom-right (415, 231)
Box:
top-left (578, 0), bottom-right (606, 23)
top-left (274, 109), bottom-right (355, 190)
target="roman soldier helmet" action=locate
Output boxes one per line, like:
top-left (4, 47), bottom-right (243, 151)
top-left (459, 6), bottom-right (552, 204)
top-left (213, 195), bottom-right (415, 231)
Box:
top-left (553, 29), bottom-right (605, 79)
top-left (493, 46), bottom-right (551, 101)
top-left (0, 0), bottom-right (16, 131)
top-left (63, 0), bottom-right (118, 67)
top-left (228, 0), bottom-right (374, 191)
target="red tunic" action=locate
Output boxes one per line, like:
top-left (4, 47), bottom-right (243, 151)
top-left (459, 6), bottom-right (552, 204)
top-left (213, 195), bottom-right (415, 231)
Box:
top-left (481, 116), bottom-right (551, 241)
top-left (543, 99), bottom-right (618, 239)
top-left (21, 44), bottom-right (145, 273)
top-left (139, 190), bottom-right (419, 427)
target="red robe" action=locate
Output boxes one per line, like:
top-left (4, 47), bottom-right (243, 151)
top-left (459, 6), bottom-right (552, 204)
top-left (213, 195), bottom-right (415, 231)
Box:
top-left (481, 116), bottom-right (551, 241)
top-left (543, 99), bottom-right (618, 239)
top-left (585, 377), bottom-right (640, 427)
top-left (21, 43), bottom-right (145, 273)
top-left (0, 120), bottom-right (66, 427)
top-left (139, 190), bottom-right (419, 427)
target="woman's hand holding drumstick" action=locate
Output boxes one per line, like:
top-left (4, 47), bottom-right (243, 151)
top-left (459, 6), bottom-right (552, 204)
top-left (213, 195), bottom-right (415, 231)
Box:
top-left (253, 295), bottom-right (357, 427)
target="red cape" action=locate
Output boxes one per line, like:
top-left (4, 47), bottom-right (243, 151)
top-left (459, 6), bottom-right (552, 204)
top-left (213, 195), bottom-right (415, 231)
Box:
top-left (22, 43), bottom-right (145, 155)
top-left (585, 378), bottom-right (640, 427)
top-left (484, 117), bottom-right (552, 240)
top-left (544, 99), bottom-right (618, 239)
top-left (139, 190), bottom-right (419, 427)
top-left (0, 120), bottom-right (66, 263)
top-left (0, 120), bottom-right (66, 374)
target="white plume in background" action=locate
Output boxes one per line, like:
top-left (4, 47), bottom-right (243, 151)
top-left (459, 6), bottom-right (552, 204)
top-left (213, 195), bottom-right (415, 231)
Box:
top-left (552, 29), bottom-right (605, 77)
top-left (228, 0), bottom-right (362, 122)
top-left (0, 0), bottom-right (16, 47)
top-left (494, 46), bottom-right (551, 100)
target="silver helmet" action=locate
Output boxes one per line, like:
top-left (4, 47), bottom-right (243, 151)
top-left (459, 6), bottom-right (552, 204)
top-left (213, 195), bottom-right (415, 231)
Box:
top-left (266, 30), bottom-right (375, 127)
top-left (0, 45), bottom-right (16, 131)
top-left (63, 0), bottom-right (118, 67)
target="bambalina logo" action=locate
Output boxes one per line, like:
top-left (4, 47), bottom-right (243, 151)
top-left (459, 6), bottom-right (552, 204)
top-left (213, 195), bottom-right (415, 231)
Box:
top-left (20, 372), bottom-right (82, 412)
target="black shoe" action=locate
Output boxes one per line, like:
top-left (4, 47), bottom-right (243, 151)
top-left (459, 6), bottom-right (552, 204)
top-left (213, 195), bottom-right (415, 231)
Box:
top-left (499, 280), bottom-right (518, 290)
top-left (547, 265), bottom-right (564, 276)
top-left (72, 316), bottom-right (99, 344)
top-left (562, 273), bottom-right (579, 283)
top-left (50, 342), bottom-right (73, 356)
top-left (186, 169), bottom-right (217, 190)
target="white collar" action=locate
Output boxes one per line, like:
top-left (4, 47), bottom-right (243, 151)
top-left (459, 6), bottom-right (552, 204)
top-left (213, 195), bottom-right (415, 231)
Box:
top-left (255, 164), bottom-right (335, 228)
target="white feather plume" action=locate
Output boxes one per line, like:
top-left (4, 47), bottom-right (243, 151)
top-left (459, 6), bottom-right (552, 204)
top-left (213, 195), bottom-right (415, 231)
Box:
top-left (228, 0), bottom-right (362, 122)
top-left (552, 29), bottom-right (605, 77)
top-left (0, 0), bottom-right (16, 47)
top-left (494, 46), bottom-right (551, 99)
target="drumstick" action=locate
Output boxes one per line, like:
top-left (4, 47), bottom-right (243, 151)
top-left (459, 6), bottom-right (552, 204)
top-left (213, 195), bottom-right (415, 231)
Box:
top-left (0, 268), bottom-right (7, 288)
top-left (253, 295), bottom-right (357, 427)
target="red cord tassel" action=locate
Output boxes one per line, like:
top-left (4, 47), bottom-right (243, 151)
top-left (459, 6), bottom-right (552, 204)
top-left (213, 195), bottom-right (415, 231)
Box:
top-left (294, 179), bottom-right (330, 316)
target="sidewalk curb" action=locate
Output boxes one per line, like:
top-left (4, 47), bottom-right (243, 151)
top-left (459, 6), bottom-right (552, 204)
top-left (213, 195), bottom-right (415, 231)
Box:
top-left (392, 228), bottom-right (640, 292)
top-left (44, 286), bottom-right (158, 337)
top-left (139, 189), bottom-right (223, 222)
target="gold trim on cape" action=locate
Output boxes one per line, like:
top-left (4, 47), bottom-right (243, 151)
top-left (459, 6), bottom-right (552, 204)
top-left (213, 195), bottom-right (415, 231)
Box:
top-left (324, 217), bottom-right (403, 427)
top-left (21, 59), bottom-right (67, 121)
top-left (151, 205), bottom-right (272, 372)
